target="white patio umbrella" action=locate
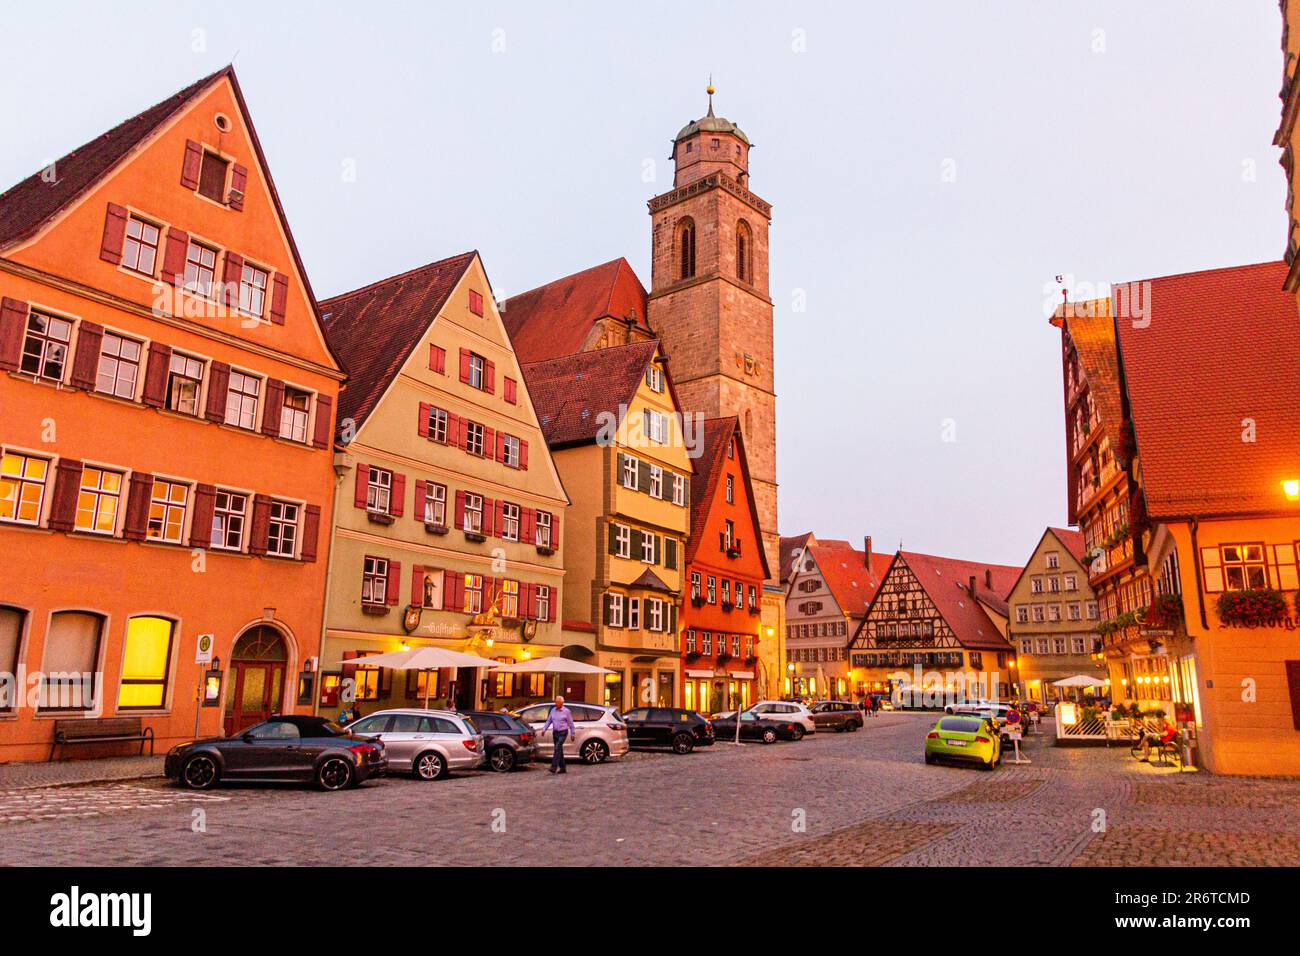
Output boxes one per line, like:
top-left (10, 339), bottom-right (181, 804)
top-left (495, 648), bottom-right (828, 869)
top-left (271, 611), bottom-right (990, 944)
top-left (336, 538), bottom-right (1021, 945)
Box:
top-left (333, 647), bottom-right (490, 709)
top-left (1052, 675), bottom-right (1106, 688)
top-left (488, 656), bottom-right (615, 701)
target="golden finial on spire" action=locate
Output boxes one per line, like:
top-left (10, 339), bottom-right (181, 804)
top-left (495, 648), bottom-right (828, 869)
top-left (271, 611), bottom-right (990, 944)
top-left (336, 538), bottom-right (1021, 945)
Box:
top-left (706, 74), bottom-right (715, 116)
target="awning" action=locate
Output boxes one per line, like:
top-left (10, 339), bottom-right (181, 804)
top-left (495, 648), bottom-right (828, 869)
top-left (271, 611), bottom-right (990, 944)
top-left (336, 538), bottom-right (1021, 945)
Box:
top-left (686, 669), bottom-right (714, 678)
top-left (730, 671), bottom-right (754, 679)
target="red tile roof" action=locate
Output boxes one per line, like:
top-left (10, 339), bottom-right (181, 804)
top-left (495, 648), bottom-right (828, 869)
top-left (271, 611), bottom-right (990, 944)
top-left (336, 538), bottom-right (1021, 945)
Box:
top-left (0, 69), bottom-right (228, 249)
top-left (320, 252), bottom-right (476, 430)
top-left (810, 539), bottom-right (893, 619)
top-left (685, 417), bottom-right (772, 578)
top-left (522, 340), bottom-right (662, 447)
top-left (779, 533), bottom-right (815, 583)
top-left (1113, 260), bottom-right (1300, 519)
top-left (501, 259), bottom-right (650, 364)
top-left (897, 551), bottom-right (1020, 651)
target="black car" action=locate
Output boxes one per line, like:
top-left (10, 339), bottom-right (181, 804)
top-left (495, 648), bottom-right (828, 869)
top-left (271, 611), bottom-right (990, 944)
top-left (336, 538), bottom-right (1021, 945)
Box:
top-left (709, 712), bottom-right (801, 744)
top-left (623, 707), bottom-right (716, 753)
top-left (462, 710), bottom-right (538, 771)
top-left (164, 715), bottom-right (387, 792)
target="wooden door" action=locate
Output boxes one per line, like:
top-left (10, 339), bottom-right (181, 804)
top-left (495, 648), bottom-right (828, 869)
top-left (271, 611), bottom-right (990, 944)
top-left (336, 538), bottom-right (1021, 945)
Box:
top-left (224, 662), bottom-right (284, 735)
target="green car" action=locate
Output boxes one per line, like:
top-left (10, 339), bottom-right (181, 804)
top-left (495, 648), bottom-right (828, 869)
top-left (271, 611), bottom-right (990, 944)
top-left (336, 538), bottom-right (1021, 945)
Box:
top-left (924, 715), bottom-right (1002, 770)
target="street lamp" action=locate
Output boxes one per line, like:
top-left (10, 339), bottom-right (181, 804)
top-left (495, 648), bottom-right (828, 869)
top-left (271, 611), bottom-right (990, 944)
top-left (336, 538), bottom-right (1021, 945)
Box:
top-left (1285, 478), bottom-right (1300, 501)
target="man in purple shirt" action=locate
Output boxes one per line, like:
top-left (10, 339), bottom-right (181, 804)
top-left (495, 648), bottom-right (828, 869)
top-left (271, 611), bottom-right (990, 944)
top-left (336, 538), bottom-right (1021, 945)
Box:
top-left (542, 695), bottom-right (576, 774)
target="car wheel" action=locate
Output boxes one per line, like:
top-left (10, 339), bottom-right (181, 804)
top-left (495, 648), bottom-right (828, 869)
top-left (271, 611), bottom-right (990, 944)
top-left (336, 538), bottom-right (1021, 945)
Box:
top-left (580, 739), bottom-right (610, 764)
top-left (414, 751), bottom-right (448, 781)
top-left (760, 728), bottom-right (778, 744)
top-left (488, 746), bottom-right (516, 773)
top-left (790, 726), bottom-right (805, 741)
top-left (924, 752), bottom-right (936, 765)
top-left (981, 755), bottom-right (996, 771)
top-left (317, 756), bottom-right (354, 791)
top-left (671, 733), bottom-right (694, 755)
top-left (851, 720), bottom-right (862, 731)
top-left (181, 754), bottom-right (219, 790)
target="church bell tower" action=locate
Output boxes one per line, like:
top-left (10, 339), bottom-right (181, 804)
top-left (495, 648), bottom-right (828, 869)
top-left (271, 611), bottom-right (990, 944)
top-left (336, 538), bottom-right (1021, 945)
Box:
top-left (646, 84), bottom-right (778, 588)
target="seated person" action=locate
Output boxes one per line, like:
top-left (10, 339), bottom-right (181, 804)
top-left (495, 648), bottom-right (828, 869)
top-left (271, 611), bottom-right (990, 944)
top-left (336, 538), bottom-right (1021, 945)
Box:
top-left (1137, 718), bottom-right (1176, 761)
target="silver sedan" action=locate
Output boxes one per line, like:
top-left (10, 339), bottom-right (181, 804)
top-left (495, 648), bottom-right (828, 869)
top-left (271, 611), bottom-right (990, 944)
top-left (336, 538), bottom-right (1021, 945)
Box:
top-left (346, 709), bottom-right (484, 780)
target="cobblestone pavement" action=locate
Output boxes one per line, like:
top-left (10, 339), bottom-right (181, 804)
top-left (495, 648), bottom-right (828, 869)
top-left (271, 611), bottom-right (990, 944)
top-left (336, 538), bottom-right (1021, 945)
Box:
top-left (0, 713), bottom-right (1297, 866)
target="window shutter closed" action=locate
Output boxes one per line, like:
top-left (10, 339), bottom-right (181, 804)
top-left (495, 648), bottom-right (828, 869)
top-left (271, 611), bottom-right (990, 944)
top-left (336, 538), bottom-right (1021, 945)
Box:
top-left (519, 440), bottom-right (529, 470)
top-left (123, 472), bottom-right (154, 541)
top-left (261, 378), bottom-right (285, 437)
top-left (269, 273), bottom-right (289, 325)
top-left (608, 521), bottom-right (619, 555)
top-left (445, 412), bottom-right (460, 447)
top-left (141, 341), bottom-right (171, 408)
top-left (69, 322), bottom-right (104, 391)
top-left (0, 297), bottom-right (29, 372)
top-left (189, 483), bottom-right (216, 548)
top-left (300, 504), bottom-right (321, 562)
top-left (248, 494), bottom-right (272, 555)
top-left (455, 489), bottom-right (466, 529)
top-left (204, 362), bottom-right (231, 423)
top-left (312, 394), bottom-right (333, 449)
top-left (228, 164), bottom-right (248, 211)
top-left (428, 344), bottom-right (445, 373)
top-left (494, 431), bottom-right (505, 463)
top-left (521, 507), bottom-right (535, 543)
top-left (354, 464), bottom-right (370, 509)
top-left (504, 377), bottom-right (516, 403)
top-left (222, 252), bottom-right (244, 308)
top-left (603, 593), bottom-right (614, 626)
top-left (411, 564), bottom-right (425, 606)
top-left (459, 348), bottom-right (471, 383)
top-left (161, 229), bottom-right (189, 285)
top-left (181, 140), bottom-right (203, 189)
top-left (341, 650), bottom-right (358, 685)
top-left (413, 480), bottom-right (427, 521)
top-left (551, 513), bottom-right (560, 551)
top-left (637, 460), bottom-right (651, 493)
top-left (391, 473), bottom-right (406, 517)
top-left (99, 203), bottom-right (129, 264)
top-left (665, 537), bottom-right (677, 570)
top-left (48, 459), bottom-right (83, 531)
top-left (481, 498), bottom-right (496, 536)
top-left (417, 402), bottom-right (430, 438)
top-left (443, 569), bottom-right (462, 612)
top-left (482, 427), bottom-right (495, 459)
top-left (484, 360), bottom-right (495, 394)
top-left (385, 561), bottom-right (402, 606)
top-left (494, 499), bottom-right (505, 537)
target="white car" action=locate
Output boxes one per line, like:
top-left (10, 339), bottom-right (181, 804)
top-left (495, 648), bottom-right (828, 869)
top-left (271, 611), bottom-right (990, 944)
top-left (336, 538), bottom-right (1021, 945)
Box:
top-left (944, 698), bottom-right (998, 715)
top-left (716, 700), bottom-right (816, 737)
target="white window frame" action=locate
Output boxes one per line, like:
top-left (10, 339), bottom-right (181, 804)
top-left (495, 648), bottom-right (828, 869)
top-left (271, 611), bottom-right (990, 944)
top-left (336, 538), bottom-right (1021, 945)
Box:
top-left (622, 455), bottom-right (638, 489)
top-left (366, 468), bottom-right (393, 514)
top-left (267, 500), bottom-right (299, 558)
top-left (672, 473), bottom-right (685, 506)
top-left (212, 489), bottom-right (247, 551)
top-left (501, 502), bottom-right (520, 541)
top-left (615, 523), bottom-right (631, 559)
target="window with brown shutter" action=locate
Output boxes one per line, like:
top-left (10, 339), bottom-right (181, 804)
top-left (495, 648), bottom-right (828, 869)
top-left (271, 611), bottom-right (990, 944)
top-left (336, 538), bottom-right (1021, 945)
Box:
top-left (312, 394), bottom-right (333, 449)
top-left (197, 150), bottom-right (229, 203)
top-left (204, 362), bottom-right (231, 422)
top-left (99, 203), bottom-right (129, 265)
top-left (122, 472), bottom-right (153, 542)
top-left (68, 322), bottom-right (103, 391)
top-left (47, 459), bottom-right (84, 532)
top-left (160, 229), bottom-right (189, 286)
top-left (228, 163), bottom-right (248, 211)
top-left (180, 140), bottom-right (203, 190)
top-left (260, 379), bottom-right (286, 437)
top-left (0, 297), bottom-right (29, 372)
top-left (189, 484), bottom-right (216, 548)
top-left (268, 273), bottom-right (288, 325)
top-left (300, 504), bottom-right (321, 562)
top-left (141, 342), bottom-right (171, 408)
top-left (248, 494), bottom-right (272, 555)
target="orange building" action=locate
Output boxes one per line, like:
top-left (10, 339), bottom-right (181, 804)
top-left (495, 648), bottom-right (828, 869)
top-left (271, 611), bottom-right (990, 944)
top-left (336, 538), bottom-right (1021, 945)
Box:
top-left (680, 417), bottom-right (770, 712)
top-left (1052, 262), bottom-right (1300, 775)
top-left (0, 68), bottom-right (343, 761)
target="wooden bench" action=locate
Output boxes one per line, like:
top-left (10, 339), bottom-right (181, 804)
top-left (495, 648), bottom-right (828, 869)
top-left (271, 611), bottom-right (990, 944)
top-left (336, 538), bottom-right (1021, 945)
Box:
top-left (50, 717), bottom-right (154, 761)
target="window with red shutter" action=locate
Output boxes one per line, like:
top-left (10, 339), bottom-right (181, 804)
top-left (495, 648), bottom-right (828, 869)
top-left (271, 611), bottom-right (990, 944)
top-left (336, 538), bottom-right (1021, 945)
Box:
top-left (504, 376), bottom-right (517, 404)
top-left (354, 465), bottom-right (370, 509)
top-left (428, 344), bottom-right (446, 374)
top-left (385, 560), bottom-right (402, 606)
top-left (459, 348), bottom-right (471, 384)
top-left (468, 289), bottom-right (484, 316)
top-left (391, 473), bottom-right (406, 518)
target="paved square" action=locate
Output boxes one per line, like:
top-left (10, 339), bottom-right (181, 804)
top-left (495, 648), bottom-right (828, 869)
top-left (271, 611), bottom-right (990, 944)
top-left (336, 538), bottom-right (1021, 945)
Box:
top-left (2, 713), bottom-right (1297, 866)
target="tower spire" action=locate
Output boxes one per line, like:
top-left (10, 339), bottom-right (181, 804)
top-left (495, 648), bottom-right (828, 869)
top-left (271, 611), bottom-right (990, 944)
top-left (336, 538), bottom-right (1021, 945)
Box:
top-left (706, 75), bottom-right (715, 117)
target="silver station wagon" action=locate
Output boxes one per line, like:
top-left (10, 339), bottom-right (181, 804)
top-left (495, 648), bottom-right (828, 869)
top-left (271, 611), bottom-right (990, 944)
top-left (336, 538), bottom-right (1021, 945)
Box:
top-left (512, 702), bottom-right (630, 765)
top-left (346, 709), bottom-right (484, 780)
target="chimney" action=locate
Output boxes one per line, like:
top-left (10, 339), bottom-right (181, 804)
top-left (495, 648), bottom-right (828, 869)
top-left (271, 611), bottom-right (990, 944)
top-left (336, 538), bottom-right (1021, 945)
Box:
top-left (863, 535), bottom-right (872, 568)
top-left (968, 575), bottom-right (977, 597)
top-left (984, 568), bottom-right (992, 589)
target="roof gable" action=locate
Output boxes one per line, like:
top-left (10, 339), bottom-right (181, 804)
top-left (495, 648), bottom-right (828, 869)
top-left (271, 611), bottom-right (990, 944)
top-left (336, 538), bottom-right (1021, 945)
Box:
top-left (320, 252), bottom-right (476, 430)
top-left (894, 551), bottom-right (1020, 651)
top-left (502, 258), bottom-right (650, 363)
top-left (684, 416), bottom-right (771, 578)
top-left (810, 539), bottom-right (892, 618)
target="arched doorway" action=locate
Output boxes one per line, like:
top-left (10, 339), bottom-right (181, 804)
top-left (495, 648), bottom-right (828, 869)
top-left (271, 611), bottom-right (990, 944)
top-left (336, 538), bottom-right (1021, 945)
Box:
top-left (224, 625), bottom-right (288, 735)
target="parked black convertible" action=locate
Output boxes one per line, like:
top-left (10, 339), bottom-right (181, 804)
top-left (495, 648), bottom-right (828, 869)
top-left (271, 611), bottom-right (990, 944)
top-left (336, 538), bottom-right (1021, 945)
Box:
top-left (165, 715), bottom-right (387, 791)
top-left (709, 712), bottom-right (801, 744)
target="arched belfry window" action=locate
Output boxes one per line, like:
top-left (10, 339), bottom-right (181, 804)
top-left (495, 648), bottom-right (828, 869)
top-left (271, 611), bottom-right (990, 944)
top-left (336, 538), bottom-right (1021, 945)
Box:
top-left (736, 220), bottom-right (753, 283)
top-left (677, 218), bottom-right (696, 280)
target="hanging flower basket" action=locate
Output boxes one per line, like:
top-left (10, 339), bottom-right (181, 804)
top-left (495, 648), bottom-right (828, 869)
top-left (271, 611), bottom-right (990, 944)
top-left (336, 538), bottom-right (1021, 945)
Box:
top-left (1138, 593), bottom-right (1184, 630)
top-left (1216, 589), bottom-right (1288, 627)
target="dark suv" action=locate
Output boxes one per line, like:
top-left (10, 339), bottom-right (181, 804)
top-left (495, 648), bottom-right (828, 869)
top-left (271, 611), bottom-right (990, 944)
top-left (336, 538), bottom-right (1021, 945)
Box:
top-left (623, 707), bottom-right (716, 754)
top-left (462, 710), bottom-right (538, 772)
top-left (809, 700), bottom-right (864, 732)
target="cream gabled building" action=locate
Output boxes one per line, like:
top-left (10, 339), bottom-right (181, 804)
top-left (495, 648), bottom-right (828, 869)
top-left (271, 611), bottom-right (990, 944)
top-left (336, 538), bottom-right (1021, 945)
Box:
top-left (522, 341), bottom-right (693, 710)
top-left (1005, 527), bottom-right (1103, 703)
top-left (318, 252), bottom-right (569, 714)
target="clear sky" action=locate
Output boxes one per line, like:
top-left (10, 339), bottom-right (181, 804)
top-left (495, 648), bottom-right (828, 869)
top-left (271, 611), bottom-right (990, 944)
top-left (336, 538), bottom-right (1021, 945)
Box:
top-left (2, 1), bottom-right (1284, 565)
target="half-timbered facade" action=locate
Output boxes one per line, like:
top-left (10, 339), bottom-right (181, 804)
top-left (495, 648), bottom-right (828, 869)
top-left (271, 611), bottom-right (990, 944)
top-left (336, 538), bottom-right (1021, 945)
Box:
top-left (318, 252), bottom-right (568, 714)
top-left (850, 551), bottom-right (1019, 702)
top-left (0, 68), bottom-right (344, 760)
